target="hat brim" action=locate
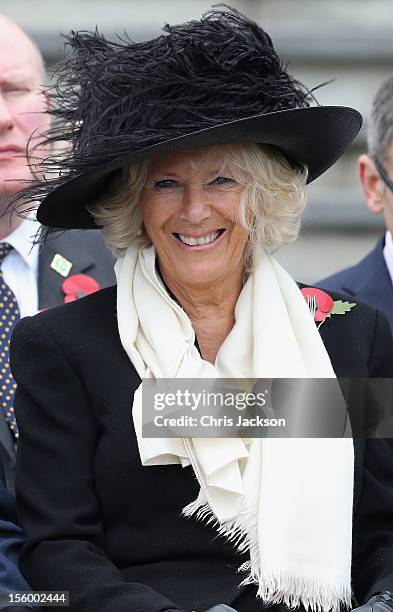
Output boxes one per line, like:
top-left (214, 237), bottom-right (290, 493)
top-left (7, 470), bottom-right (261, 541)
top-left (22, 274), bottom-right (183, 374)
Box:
top-left (37, 106), bottom-right (362, 229)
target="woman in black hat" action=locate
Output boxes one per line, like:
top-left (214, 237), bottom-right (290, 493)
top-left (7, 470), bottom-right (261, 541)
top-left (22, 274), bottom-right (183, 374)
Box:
top-left (10, 6), bottom-right (393, 612)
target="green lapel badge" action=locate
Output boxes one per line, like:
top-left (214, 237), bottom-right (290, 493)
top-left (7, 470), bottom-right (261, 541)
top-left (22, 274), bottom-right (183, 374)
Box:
top-left (50, 253), bottom-right (73, 278)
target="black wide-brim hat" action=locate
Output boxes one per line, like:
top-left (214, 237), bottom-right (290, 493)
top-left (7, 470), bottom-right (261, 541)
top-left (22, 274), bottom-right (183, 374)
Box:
top-left (32, 6), bottom-right (362, 230)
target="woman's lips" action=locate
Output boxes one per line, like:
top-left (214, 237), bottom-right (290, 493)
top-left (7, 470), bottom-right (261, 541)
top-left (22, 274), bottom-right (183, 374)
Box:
top-left (171, 229), bottom-right (227, 251)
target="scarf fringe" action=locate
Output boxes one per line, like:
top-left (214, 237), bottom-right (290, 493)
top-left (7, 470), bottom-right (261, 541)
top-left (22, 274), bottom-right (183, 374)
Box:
top-left (183, 497), bottom-right (352, 612)
top-left (182, 494), bottom-right (258, 555)
top-left (240, 570), bottom-right (352, 612)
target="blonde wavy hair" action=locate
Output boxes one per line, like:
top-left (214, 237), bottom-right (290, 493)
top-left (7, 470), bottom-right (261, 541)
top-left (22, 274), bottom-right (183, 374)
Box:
top-left (89, 143), bottom-right (308, 271)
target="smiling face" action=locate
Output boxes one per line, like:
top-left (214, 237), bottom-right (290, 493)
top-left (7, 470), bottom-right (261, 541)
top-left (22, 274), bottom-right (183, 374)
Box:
top-left (0, 16), bottom-right (50, 202)
top-left (140, 146), bottom-right (249, 288)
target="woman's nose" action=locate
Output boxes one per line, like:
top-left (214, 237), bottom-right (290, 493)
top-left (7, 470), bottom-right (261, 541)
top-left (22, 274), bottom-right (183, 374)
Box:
top-left (179, 186), bottom-right (212, 224)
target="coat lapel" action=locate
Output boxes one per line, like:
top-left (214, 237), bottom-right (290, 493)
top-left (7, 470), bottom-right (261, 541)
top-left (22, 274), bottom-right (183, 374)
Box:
top-left (0, 417), bottom-right (15, 469)
top-left (341, 235), bottom-right (393, 330)
top-left (297, 281), bottom-right (365, 511)
top-left (38, 231), bottom-right (96, 310)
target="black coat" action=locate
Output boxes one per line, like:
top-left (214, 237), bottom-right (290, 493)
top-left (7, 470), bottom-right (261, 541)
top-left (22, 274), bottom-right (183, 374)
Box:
top-left (0, 229), bottom-right (116, 495)
top-left (9, 284), bottom-right (393, 612)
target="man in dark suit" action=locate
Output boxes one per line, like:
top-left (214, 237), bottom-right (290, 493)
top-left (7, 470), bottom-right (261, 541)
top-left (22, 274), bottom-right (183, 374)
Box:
top-left (317, 74), bottom-right (393, 330)
top-left (0, 456), bottom-right (35, 611)
top-left (0, 229), bottom-right (115, 495)
top-left (0, 15), bottom-right (115, 495)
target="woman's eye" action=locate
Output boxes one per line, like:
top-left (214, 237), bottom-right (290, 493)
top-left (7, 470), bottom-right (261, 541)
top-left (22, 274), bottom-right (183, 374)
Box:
top-left (154, 179), bottom-right (177, 189)
top-left (211, 176), bottom-right (236, 186)
top-left (3, 85), bottom-right (30, 94)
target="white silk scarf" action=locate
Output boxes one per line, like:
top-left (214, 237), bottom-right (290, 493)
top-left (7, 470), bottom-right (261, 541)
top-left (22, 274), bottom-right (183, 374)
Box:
top-left (115, 244), bottom-right (354, 612)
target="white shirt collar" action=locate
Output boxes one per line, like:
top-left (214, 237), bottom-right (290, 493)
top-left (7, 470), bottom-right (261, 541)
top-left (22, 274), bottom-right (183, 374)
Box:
top-left (383, 229), bottom-right (393, 285)
top-left (0, 217), bottom-right (40, 276)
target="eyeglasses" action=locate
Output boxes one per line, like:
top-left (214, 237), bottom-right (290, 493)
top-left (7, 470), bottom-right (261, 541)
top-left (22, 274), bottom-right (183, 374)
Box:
top-left (375, 157), bottom-right (393, 193)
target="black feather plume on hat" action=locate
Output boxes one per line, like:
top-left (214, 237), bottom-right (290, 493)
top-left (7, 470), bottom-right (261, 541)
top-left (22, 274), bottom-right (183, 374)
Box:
top-left (14, 4), bottom-right (316, 222)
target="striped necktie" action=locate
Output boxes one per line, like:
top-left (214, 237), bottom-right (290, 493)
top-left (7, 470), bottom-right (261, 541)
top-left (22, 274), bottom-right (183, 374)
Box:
top-left (0, 243), bottom-right (20, 440)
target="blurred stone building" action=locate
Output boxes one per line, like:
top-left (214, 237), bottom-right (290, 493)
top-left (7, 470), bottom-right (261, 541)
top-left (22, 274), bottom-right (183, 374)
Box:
top-left (2, 0), bottom-right (392, 283)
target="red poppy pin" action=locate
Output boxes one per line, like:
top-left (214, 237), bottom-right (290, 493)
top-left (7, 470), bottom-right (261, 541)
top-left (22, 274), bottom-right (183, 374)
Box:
top-left (62, 274), bottom-right (100, 303)
top-left (301, 287), bottom-right (356, 329)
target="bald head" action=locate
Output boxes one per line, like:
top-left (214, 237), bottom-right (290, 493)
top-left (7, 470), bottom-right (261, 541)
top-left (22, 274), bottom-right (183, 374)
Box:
top-left (0, 15), bottom-right (46, 84)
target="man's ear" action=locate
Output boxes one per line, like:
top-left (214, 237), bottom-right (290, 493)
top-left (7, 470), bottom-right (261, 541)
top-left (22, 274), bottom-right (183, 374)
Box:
top-left (358, 154), bottom-right (385, 215)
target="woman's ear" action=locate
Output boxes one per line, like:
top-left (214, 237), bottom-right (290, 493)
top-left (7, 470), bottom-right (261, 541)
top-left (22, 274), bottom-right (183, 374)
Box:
top-left (358, 154), bottom-right (385, 215)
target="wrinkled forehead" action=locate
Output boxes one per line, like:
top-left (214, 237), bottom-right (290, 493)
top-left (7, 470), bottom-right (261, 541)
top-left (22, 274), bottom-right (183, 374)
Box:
top-left (147, 145), bottom-right (238, 176)
top-left (0, 19), bottom-right (43, 84)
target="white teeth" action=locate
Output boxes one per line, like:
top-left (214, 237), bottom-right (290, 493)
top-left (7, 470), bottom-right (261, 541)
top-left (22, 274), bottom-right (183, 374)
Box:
top-left (178, 231), bottom-right (220, 246)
